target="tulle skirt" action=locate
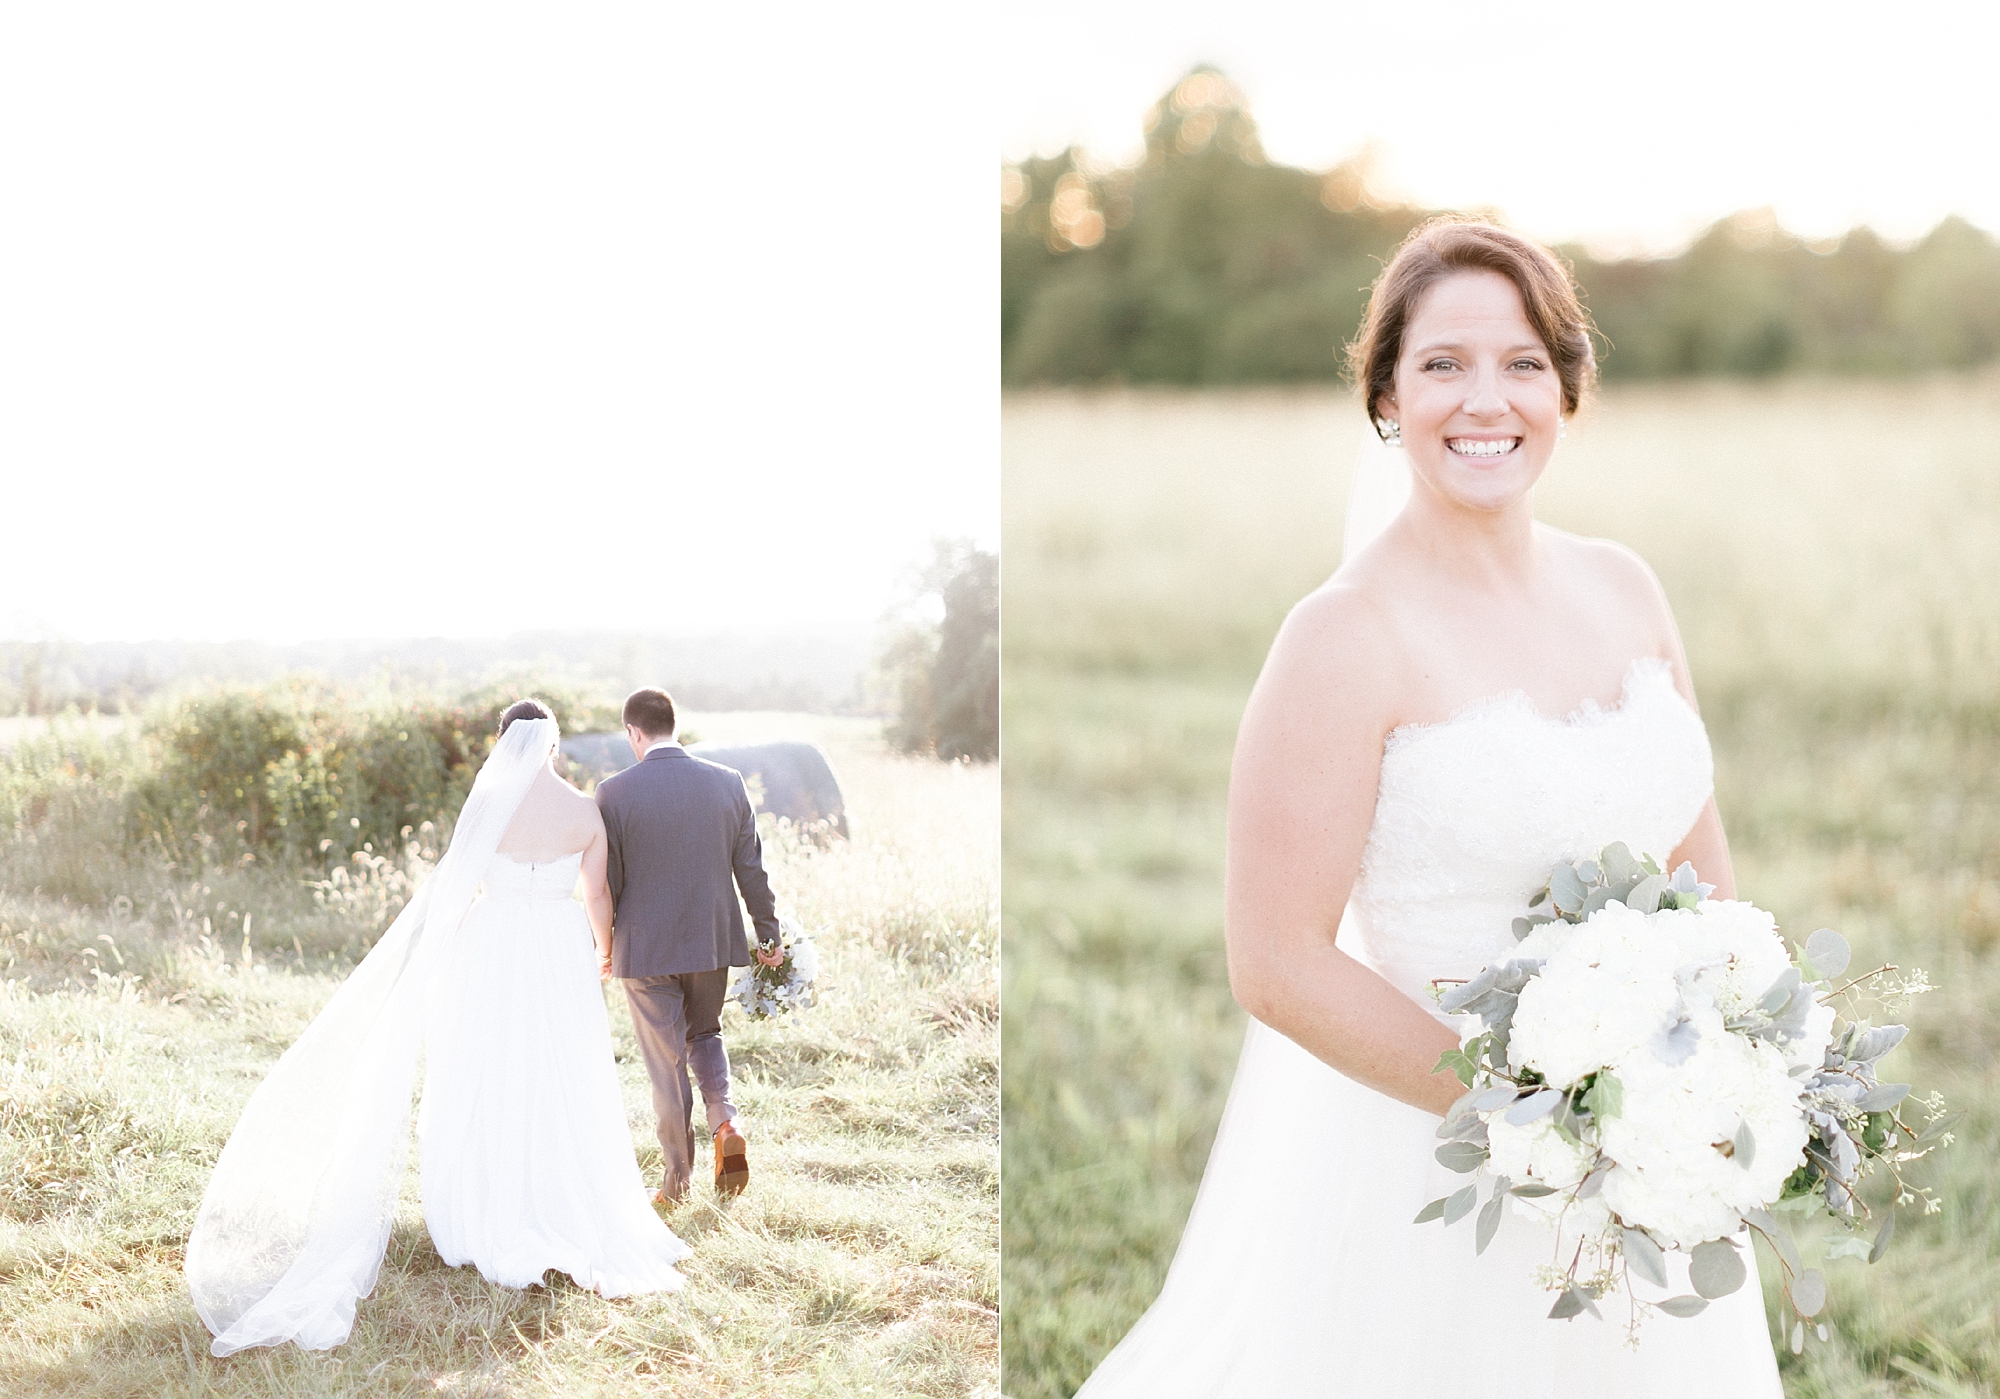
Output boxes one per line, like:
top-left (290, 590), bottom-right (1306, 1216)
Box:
top-left (418, 893), bottom-right (689, 1295)
top-left (1077, 1022), bottom-right (1782, 1398)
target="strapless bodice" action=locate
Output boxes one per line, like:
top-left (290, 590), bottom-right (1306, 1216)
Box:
top-left (480, 851), bottom-right (585, 902)
top-left (1345, 657), bottom-right (1713, 1011)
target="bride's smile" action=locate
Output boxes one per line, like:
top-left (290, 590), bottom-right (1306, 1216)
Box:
top-left (1379, 266), bottom-right (1565, 513)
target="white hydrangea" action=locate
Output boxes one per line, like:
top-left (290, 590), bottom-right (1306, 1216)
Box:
top-left (1489, 894), bottom-right (1825, 1251)
top-left (1509, 903), bottom-right (1686, 1089)
top-left (1487, 1114), bottom-right (1609, 1236)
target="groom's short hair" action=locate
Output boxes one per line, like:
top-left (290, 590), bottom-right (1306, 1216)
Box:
top-left (623, 687), bottom-right (678, 740)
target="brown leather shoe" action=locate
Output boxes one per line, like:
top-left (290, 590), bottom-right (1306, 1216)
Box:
top-left (714, 1120), bottom-right (748, 1196)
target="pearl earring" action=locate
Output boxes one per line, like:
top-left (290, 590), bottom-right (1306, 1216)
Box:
top-left (1378, 419), bottom-right (1401, 447)
top-left (1557, 422), bottom-right (1568, 441)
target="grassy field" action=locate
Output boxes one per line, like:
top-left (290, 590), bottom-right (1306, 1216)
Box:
top-left (0, 714), bottom-right (998, 1398)
top-left (1001, 380), bottom-right (2000, 1399)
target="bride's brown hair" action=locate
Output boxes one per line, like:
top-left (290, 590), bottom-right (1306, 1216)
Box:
top-left (1346, 217), bottom-right (1597, 440)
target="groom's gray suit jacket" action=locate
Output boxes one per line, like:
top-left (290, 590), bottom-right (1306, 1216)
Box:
top-left (595, 746), bottom-right (782, 977)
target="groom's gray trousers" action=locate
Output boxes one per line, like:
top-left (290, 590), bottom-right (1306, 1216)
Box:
top-left (622, 970), bottom-right (734, 1193)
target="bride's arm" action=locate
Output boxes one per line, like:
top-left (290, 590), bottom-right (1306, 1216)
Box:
top-left (579, 813), bottom-right (616, 976)
top-left (1609, 538), bottom-right (1739, 902)
top-left (1225, 585), bottom-right (1466, 1119)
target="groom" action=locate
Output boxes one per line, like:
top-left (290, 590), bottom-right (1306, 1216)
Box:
top-left (596, 686), bottom-right (783, 1203)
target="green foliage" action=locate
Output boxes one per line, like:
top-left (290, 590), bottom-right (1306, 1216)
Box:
top-left (880, 541), bottom-right (998, 763)
top-left (5, 680), bottom-right (617, 877)
top-left (1004, 70), bottom-right (2000, 386)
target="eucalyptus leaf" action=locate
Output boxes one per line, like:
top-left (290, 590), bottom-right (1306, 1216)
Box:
top-left (1413, 1196), bottom-right (1448, 1225)
top-left (1511, 917), bottom-right (1533, 942)
top-left (1601, 842), bottom-right (1638, 882)
top-left (1435, 1140), bottom-right (1489, 1173)
top-left (1790, 1268), bottom-right (1827, 1317)
top-left (1622, 1227), bottom-right (1668, 1289)
top-left (1823, 1234), bottom-right (1873, 1262)
top-left (1551, 864), bottom-right (1587, 916)
top-left (1816, 1324), bottom-right (1829, 1343)
top-left (1510, 1182), bottom-right (1558, 1199)
top-left (1442, 1183), bottom-right (1479, 1226)
top-left (1790, 1320), bottom-right (1804, 1355)
top-left (1855, 1082), bottom-right (1910, 1113)
top-left (1625, 873), bottom-right (1668, 915)
top-left (1690, 1239), bottom-right (1746, 1299)
top-left (1917, 1110), bottom-right (1966, 1144)
top-left (1505, 1089), bottom-right (1563, 1126)
top-left (1577, 859), bottom-right (1601, 885)
top-left (1658, 1296), bottom-right (1709, 1318)
top-left (1744, 1208), bottom-right (1801, 1277)
top-left (1580, 885), bottom-right (1615, 917)
top-left (1547, 1288), bottom-right (1587, 1320)
top-left (1804, 928), bottom-right (1851, 982)
top-left (1733, 1120), bottom-right (1757, 1169)
top-left (1869, 1209), bottom-right (1895, 1264)
top-left (1476, 1196), bottom-right (1504, 1255)
top-left (1575, 1163), bottom-right (1611, 1200)
top-left (1472, 1085), bottom-right (1519, 1112)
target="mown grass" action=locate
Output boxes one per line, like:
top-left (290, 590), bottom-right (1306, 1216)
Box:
top-left (1001, 380), bottom-right (2000, 1399)
top-left (0, 715), bottom-right (997, 1398)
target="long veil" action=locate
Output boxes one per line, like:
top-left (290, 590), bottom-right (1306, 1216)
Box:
top-left (185, 715), bottom-right (559, 1356)
top-left (1341, 423), bottom-right (1412, 565)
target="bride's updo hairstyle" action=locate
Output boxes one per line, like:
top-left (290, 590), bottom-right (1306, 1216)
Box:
top-left (498, 698), bottom-right (554, 735)
top-left (1347, 216), bottom-right (1597, 441)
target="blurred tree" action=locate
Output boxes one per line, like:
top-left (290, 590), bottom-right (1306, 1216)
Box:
top-left (879, 540), bottom-right (998, 762)
top-left (1005, 70), bottom-right (2000, 384)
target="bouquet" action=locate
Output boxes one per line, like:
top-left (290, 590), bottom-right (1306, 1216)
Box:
top-left (728, 914), bottom-right (821, 1019)
top-left (1418, 843), bottom-right (1955, 1350)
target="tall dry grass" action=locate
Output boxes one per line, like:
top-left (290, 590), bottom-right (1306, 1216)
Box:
top-left (0, 715), bottom-right (997, 1398)
top-left (1002, 380), bottom-right (2000, 1399)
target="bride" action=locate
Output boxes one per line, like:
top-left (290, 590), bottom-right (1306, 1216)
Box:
top-left (186, 700), bottom-right (689, 1357)
top-left (1077, 219), bottom-right (1783, 1395)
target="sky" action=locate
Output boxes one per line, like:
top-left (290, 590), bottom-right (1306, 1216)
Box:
top-left (0, 4), bottom-right (990, 645)
top-left (999, 0), bottom-right (2000, 258)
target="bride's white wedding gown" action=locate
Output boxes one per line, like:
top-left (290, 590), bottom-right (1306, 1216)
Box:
top-left (420, 850), bottom-right (690, 1294)
top-left (1078, 656), bottom-right (1783, 1397)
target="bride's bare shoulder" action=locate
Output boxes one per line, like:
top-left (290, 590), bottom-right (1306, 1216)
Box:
top-left (1251, 567), bottom-right (1407, 724)
top-left (1544, 526), bottom-right (1682, 649)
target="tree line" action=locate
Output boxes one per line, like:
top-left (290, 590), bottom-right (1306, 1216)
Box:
top-left (1003, 69), bottom-right (2000, 386)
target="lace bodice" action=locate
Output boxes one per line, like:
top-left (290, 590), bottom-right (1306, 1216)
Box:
top-left (481, 851), bottom-right (585, 902)
top-left (1345, 657), bottom-right (1712, 1012)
